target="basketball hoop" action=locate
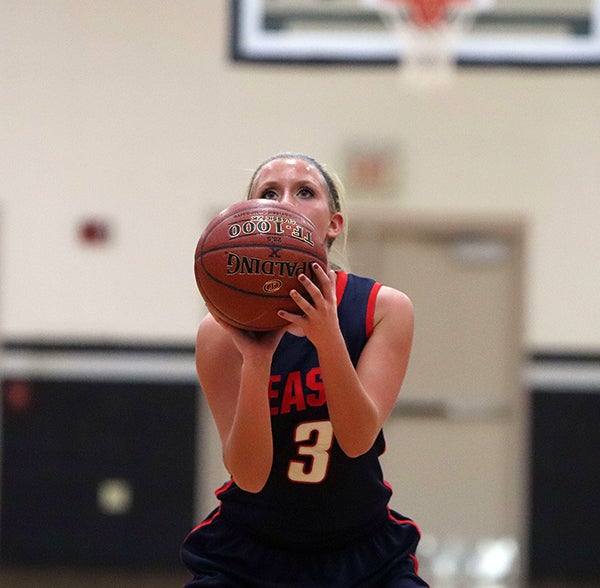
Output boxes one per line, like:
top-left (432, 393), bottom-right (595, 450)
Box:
top-left (363, 0), bottom-right (495, 89)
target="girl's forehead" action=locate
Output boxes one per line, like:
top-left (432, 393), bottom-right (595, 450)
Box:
top-left (255, 158), bottom-right (321, 182)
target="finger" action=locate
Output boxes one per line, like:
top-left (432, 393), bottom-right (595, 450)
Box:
top-left (289, 288), bottom-right (313, 312)
top-left (311, 263), bottom-right (334, 296)
top-left (299, 266), bottom-right (331, 298)
top-left (277, 308), bottom-right (301, 324)
top-left (310, 262), bottom-right (328, 284)
top-left (298, 273), bottom-right (320, 296)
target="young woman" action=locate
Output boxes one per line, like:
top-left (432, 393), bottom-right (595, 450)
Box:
top-left (181, 153), bottom-right (429, 587)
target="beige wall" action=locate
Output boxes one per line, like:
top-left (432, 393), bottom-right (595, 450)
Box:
top-left (2, 0), bottom-right (599, 350)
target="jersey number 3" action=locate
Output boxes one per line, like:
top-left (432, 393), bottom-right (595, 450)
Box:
top-left (287, 420), bottom-right (334, 484)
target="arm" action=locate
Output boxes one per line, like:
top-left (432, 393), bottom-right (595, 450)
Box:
top-left (195, 314), bottom-right (285, 492)
top-left (280, 266), bottom-right (414, 457)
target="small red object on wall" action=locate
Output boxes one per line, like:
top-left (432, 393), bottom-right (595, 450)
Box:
top-left (78, 217), bottom-right (111, 244)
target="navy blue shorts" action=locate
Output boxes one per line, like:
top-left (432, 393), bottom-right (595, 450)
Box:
top-left (181, 507), bottom-right (429, 587)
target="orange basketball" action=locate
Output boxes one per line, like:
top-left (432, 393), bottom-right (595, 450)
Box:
top-left (194, 200), bottom-right (328, 331)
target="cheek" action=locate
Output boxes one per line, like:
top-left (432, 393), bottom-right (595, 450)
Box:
top-left (316, 215), bottom-right (336, 241)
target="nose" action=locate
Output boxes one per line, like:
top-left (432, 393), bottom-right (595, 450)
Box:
top-left (278, 192), bottom-right (296, 207)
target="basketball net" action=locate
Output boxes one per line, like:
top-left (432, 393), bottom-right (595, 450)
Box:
top-left (363, 0), bottom-right (495, 89)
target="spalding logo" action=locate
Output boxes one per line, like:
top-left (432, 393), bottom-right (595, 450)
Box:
top-left (263, 279), bottom-right (283, 293)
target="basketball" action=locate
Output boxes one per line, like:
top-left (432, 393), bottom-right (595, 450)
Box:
top-left (194, 200), bottom-right (328, 331)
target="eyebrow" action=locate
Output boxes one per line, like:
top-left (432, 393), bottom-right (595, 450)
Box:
top-left (254, 177), bottom-right (322, 191)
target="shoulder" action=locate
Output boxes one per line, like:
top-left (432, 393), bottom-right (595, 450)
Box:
top-left (196, 312), bottom-right (224, 348)
top-left (373, 285), bottom-right (414, 334)
top-left (375, 284), bottom-right (413, 313)
top-left (342, 272), bottom-right (413, 324)
top-left (195, 314), bottom-right (240, 370)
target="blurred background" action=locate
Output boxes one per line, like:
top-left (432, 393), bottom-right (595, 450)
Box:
top-left (1, 1), bottom-right (599, 586)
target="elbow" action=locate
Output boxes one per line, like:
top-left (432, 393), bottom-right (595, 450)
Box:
top-left (337, 435), bottom-right (378, 459)
top-left (224, 453), bottom-right (271, 493)
top-left (340, 445), bottom-right (371, 459)
top-left (335, 417), bottom-right (381, 458)
top-left (343, 447), bottom-right (368, 459)
top-left (230, 472), bottom-right (269, 493)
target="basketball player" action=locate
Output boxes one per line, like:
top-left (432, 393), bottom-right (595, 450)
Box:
top-left (181, 153), bottom-right (429, 587)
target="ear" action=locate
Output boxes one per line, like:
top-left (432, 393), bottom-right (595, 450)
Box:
top-left (325, 212), bottom-right (344, 242)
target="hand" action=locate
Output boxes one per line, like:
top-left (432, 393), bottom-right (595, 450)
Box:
top-left (278, 264), bottom-right (340, 346)
top-left (206, 305), bottom-right (286, 362)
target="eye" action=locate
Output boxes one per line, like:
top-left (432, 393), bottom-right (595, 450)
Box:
top-left (297, 187), bottom-right (314, 199)
top-left (260, 189), bottom-right (278, 200)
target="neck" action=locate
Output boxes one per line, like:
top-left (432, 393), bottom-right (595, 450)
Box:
top-left (286, 324), bottom-right (305, 337)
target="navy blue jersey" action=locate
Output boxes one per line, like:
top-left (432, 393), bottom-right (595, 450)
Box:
top-left (217, 271), bottom-right (392, 548)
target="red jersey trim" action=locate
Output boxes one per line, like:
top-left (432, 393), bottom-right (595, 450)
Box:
top-left (387, 507), bottom-right (423, 538)
top-left (366, 282), bottom-right (382, 338)
top-left (386, 507), bottom-right (423, 574)
top-left (336, 271), bottom-right (381, 337)
top-left (184, 505), bottom-right (221, 538)
top-left (335, 270), bottom-right (348, 307)
top-left (185, 479), bottom-right (233, 536)
top-left (215, 478), bottom-right (235, 497)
